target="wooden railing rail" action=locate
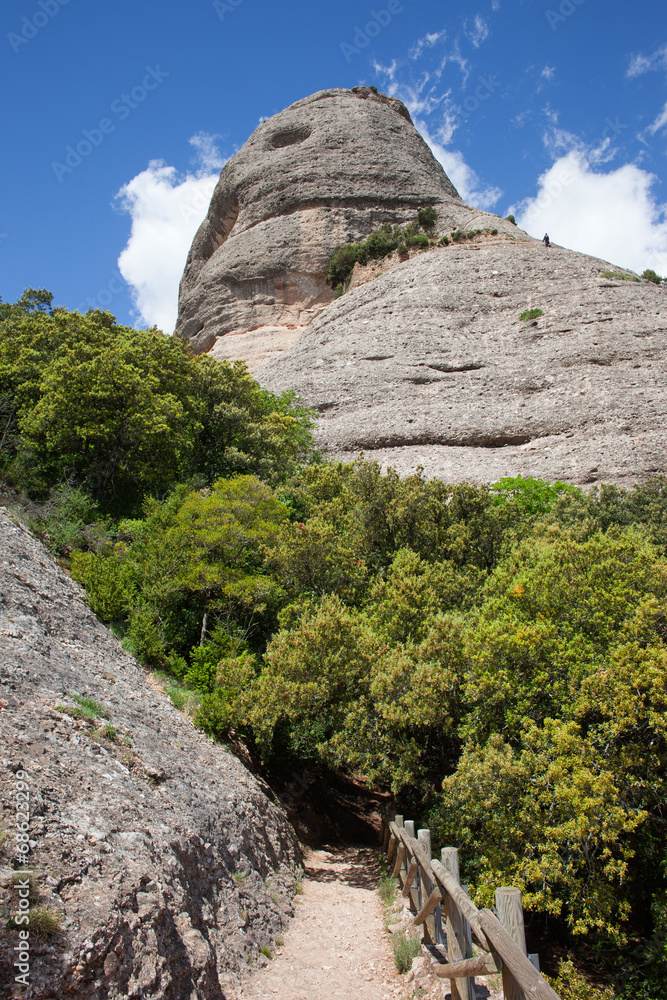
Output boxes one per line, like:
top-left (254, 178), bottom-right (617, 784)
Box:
top-left (382, 815), bottom-right (560, 1000)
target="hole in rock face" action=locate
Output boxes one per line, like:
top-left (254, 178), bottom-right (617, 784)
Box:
top-left (269, 126), bottom-right (312, 148)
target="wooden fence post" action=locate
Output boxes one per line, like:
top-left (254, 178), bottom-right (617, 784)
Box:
top-left (417, 829), bottom-right (437, 945)
top-left (442, 848), bottom-right (473, 1000)
top-left (403, 822), bottom-right (417, 910)
top-left (495, 887), bottom-right (527, 1000)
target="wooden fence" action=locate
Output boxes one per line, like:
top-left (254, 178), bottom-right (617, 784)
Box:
top-left (381, 813), bottom-right (561, 1000)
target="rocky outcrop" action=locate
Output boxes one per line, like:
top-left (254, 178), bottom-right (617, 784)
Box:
top-left (177, 87), bottom-right (467, 358)
top-left (0, 509), bottom-right (300, 1000)
top-left (178, 87), bottom-right (666, 487)
top-left (258, 240), bottom-right (667, 488)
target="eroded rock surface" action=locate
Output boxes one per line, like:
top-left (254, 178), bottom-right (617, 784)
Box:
top-left (177, 87), bottom-right (467, 358)
top-left (0, 509), bottom-right (299, 1000)
top-left (259, 240), bottom-right (667, 487)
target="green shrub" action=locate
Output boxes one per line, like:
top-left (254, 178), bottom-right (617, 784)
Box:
top-left (439, 236), bottom-right (450, 246)
top-left (642, 269), bottom-right (663, 284)
top-left (601, 270), bottom-right (639, 282)
top-left (393, 933), bottom-right (421, 973)
top-left (520, 308), bottom-right (544, 321)
top-left (405, 234), bottom-right (429, 250)
top-left (70, 550), bottom-right (136, 623)
top-left (546, 959), bottom-right (616, 1000)
top-left (506, 214), bottom-right (516, 224)
top-left (417, 206), bottom-right (438, 231)
top-left (31, 485), bottom-right (104, 556)
top-left (325, 212), bottom-right (439, 290)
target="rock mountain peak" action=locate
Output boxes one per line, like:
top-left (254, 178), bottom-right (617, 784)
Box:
top-left (178, 89), bottom-right (667, 487)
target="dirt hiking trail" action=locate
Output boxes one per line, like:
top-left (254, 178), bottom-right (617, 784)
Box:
top-left (232, 846), bottom-right (422, 1000)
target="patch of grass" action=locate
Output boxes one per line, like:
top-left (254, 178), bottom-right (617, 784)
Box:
top-left (260, 945), bottom-right (272, 959)
top-left (520, 308), bottom-right (544, 321)
top-left (97, 722), bottom-right (120, 742)
top-left (275, 936), bottom-right (284, 948)
top-left (154, 673), bottom-right (201, 714)
top-left (393, 933), bottom-right (421, 973)
top-left (9, 906), bottom-right (64, 937)
top-left (377, 857), bottom-right (398, 908)
top-left (294, 877), bottom-right (304, 895)
top-left (119, 748), bottom-right (136, 768)
top-left (232, 870), bottom-right (248, 883)
top-left (378, 872), bottom-right (397, 907)
top-left (602, 270), bottom-right (639, 282)
top-left (72, 694), bottom-right (109, 720)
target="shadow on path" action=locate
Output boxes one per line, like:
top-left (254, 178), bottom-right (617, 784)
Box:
top-left (305, 845), bottom-right (380, 889)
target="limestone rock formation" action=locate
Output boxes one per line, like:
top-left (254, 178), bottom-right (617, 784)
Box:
top-left (259, 240), bottom-right (667, 488)
top-left (0, 509), bottom-right (299, 1000)
top-left (177, 87), bottom-right (467, 358)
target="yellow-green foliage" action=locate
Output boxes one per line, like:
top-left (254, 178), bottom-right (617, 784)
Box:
top-left (546, 959), bottom-right (616, 1000)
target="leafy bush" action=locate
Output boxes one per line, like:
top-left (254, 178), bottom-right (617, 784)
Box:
top-left (71, 550), bottom-right (136, 622)
top-left (417, 206), bottom-right (438, 231)
top-left (546, 959), bottom-right (616, 1000)
top-left (642, 269), bottom-right (663, 284)
top-left (506, 214), bottom-right (516, 224)
top-left (405, 233), bottom-right (429, 249)
top-left (491, 475), bottom-right (577, 515)
top-left (325, 212), bottom-right (439, 290)
top-left (520, 308), bottom-right (544, 321)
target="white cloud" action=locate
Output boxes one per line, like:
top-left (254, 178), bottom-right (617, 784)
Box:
top-left (649, 100), bottom-right (667, 135)
top-left (115, 134), bottom-right (226, 332)
top-left (626, 44), bottom-right (667, 77)
top-left (409, 30), bottom-right (446, 61)
top-left (513, 150), bottom-right (667, 275)
top-left (541, 65), bottom-right (556, 81)
top-left (416, 119), bottom-right (502, 209)
top-left (188, 131), bottom-right (226, 172)
top-left (468, 14), bottom-right (489, 48)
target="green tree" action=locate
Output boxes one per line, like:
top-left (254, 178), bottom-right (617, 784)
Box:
top-left (433, 720), bottom-right (644, 939)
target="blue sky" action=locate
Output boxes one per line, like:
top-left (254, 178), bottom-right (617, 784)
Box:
top-left (1, 0), bottom-right (666, 331)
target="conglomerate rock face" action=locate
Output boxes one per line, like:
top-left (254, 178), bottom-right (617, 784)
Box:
top-left (178, 86), bottom-right (666, 487)
top-left (258, 240), bottom-right (667, 488)
top-left (0, 509), bottom-right (300, 1000)
top-left (176, 87), bottom-right (465, 360)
